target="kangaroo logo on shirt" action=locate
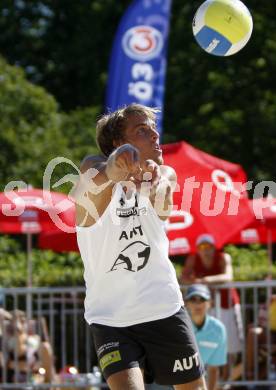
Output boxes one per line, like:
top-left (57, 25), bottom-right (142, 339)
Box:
top-left (108, 241), bottom-right (150, 272)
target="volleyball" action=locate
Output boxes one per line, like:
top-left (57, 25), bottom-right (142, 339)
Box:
top-left (192, 0), bottom-right (253, 56)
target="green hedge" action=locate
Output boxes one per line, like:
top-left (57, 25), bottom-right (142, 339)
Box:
top-left (226, 244), bottom-right (276, 281)
top-left (0, 236), bottom-right (83, 287)
top-left (0, 236), bottom-right (275, 287)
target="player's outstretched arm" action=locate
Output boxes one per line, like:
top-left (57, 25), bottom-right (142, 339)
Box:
top-left (77, 144), bottom-right (142, 191)
top-left (74, 145), bottom-right (142, 226)
top-left (149, 164), bottom-right (177, 220)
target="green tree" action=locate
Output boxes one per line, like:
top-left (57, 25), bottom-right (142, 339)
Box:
top-left (165, 0), bottom-right (276, 183)
top-left (0, 56), bottom-right (68, 189)
top-left (60, 106), bottom-right (99, 166)
top-left (0, 56), bottom-right (100, 191)
top-left (0, 0), bottom-right (129, 110)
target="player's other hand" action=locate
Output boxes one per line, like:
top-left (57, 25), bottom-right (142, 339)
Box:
top-left (141, 159), bottom-right (161, 186)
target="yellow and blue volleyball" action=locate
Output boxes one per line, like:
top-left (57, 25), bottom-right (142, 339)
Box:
top-left (192, 0), bottom-right (253, 56)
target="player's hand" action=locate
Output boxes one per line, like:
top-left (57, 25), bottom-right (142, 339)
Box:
top-left (115, 144), bottom-right (142, 177)
top-left (140, 159), bottom-right (161, 186)
top-left (106, 144), bottom-right (142, 182)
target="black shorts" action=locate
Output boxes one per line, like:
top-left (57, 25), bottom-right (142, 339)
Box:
top-left (90, 307), bottom-right (204, 385)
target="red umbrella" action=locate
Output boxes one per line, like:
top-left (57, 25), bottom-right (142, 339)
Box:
top-left (38, 230), bottom-right (79, 253)
top-left (162, 142), bottom-right (255, 255)
top-left (257, 197), bottom-right (276, 275)
top-left (252, 196), bottom-right (276, 229)
top-left (0, 187), bottom-right (75, 286)
top-left (38, 194), bottom-right (78, 253)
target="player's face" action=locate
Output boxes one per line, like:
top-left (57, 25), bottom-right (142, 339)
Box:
top-left (122, 113), bottom-right (163, 165)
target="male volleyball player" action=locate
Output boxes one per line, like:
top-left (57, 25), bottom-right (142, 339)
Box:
top-left (74, 104), bottom-right (206, 390)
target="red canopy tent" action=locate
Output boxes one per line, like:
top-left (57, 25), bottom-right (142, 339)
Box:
top-left (226, 198), bottom-right (276, 245)
top-left (162, 142), bottom-right (255, 255)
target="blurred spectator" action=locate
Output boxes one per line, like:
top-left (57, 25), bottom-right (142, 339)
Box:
top-left (246, 295), bottom-right (276, 380)
top-left (36, 316), bottom-right (57, 384)
top-left (185, 284), bottom-right (227, 390)
top-left (5, 310), bottom-right (30, 384)
top-left (2, 310), bottom-right (56, 387)
top-left (181, 234), bottom-right (243, 377)
top-left (0, 308), bottom-right (12, 381)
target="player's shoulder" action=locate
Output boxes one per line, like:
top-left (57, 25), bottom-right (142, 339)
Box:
top-left (80, 154), bottom-right (107, 173)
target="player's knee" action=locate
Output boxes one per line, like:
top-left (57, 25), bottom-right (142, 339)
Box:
top-left (107, 367), bottom-right (145, 390)
top-left (174, 375), bottom-right (207, 390)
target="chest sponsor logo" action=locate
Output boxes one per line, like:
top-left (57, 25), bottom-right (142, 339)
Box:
top-left (116, 206), bottom-right (147, 217)
top-left (173, 352), bottom-right (199, 372)
top-left (116, 195), bottom-right (147, 218)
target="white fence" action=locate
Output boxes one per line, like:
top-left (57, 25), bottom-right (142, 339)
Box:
top-left (0, 281), bottom-right (275, 389)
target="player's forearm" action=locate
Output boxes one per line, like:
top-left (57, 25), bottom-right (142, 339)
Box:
top-left (203, 273), bottom-right (232, 284)
top-left (151, 179), bottom-right (172, 219)
top-left (151, 167), bottom-right (176, 219)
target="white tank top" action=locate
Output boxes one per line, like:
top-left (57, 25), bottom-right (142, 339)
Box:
top-left (76, 183), bottom-right (183, 327)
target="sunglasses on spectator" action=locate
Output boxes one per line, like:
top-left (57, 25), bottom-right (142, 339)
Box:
top-left (197, 243), bottom-right (214, 250)
top-left (187, 296), bottom-right (207, 303)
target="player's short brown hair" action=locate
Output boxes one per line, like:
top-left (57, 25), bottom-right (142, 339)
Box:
top-left (96, 104), bottom-right (159, 156)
